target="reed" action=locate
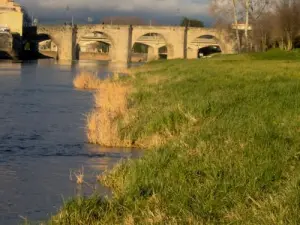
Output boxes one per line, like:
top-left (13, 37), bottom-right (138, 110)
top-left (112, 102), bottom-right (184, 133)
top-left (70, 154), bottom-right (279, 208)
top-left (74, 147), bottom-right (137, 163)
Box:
top-left (73, 72), bottom-right (102, 89)
top-left (86, 82), bottom-right (131, 147)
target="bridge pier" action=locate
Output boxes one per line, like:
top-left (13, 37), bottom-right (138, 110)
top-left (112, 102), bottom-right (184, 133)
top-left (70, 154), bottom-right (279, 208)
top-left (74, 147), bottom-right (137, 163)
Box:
top-left (167, 28), bottom-right (186, 59)
top-left (37, 25), bottom-right (76, 61)
top-left (147, 46), bottom-right (159, 61)
top-left (187, 47), bottom-right (198, 59)
top-left (57, 26), bottom-right (76, 61)
top-left (110, 26), bottom-right (132, 66)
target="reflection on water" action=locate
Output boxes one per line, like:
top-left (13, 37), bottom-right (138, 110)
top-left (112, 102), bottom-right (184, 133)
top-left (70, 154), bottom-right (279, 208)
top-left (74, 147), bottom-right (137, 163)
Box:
top-left (0, 59), bottom-right (141, 225)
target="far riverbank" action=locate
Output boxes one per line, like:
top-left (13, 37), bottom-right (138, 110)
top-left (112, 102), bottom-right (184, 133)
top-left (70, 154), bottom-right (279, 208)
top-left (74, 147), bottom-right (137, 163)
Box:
top-left (40, 51), bottom-right (148, 62)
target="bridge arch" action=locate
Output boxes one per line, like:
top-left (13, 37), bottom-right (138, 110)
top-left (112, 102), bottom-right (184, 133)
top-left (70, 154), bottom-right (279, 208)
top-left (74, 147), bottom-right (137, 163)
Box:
top-left (77, 31), bottom-right (116, 61)
top-left (188, 34), bottom-right (223, 58)
top-left (37, 25), bottom-right (75, 61)
top-left (132, 32), bottom-right (174, 61)
top-left (187, 28), bottom-right (235, 58)
top-left (131, 42), bottom-right (148, 62)
top-left (35, 33), bottom-right (59, 59)
top-left (76, 25), bottom-right (132, 65)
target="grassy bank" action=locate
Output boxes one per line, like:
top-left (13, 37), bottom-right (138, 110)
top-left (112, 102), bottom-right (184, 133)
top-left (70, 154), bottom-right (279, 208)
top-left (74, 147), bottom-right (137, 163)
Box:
top-left (49, 50), bottom-right (300, 224)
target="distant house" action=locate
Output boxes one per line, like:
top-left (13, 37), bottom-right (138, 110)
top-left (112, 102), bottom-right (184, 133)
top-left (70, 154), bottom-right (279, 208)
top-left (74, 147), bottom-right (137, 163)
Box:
top-left (0, 0), bottom-right (23, 36)
top-left (232, 23), bottom-right (252, 31)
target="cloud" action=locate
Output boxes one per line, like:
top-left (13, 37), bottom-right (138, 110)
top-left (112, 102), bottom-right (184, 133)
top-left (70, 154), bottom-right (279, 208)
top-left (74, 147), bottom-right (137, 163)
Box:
top-left (19, 0), bottom-right (209, 15)
top-left (18, 0), bottom-right (211, 24)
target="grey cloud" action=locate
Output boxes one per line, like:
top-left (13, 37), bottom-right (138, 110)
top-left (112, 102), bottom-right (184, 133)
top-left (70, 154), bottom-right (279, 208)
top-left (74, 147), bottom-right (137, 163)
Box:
top-left (18, 0), bottom-right (211, 25)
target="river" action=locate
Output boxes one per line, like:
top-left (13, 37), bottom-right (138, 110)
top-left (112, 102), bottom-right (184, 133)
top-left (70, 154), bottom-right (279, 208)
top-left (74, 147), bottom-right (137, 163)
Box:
top-left (0, 59), bottom-right (141, 225)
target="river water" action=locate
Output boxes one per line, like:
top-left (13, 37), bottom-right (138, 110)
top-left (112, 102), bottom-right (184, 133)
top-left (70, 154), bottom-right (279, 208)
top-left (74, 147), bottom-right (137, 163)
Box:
top-left (0, 59), bottom-right (140, 225)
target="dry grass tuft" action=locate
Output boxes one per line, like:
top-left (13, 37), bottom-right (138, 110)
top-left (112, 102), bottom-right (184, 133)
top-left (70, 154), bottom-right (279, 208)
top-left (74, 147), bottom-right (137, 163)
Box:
top-left (86, 109), bottom-right (122, 146)
top-left (73, 72), bottom-right (102, 89)
top-left (73, 167), bottom-right (85, 184)
top-left (86, 82), bottom-right (131, 147)
top-left (93, 82), bottom-right (128, 112)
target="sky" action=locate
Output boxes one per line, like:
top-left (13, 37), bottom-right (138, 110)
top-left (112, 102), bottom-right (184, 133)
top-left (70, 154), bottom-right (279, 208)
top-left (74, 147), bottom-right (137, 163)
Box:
top-left (17, 0), bottom-right (212, 26)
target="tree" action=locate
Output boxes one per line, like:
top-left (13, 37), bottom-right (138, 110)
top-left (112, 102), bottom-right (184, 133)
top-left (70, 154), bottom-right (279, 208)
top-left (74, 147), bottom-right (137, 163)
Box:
top-left (210, 0), bottom-right (241, 52)
top-left (21, 6), bottom-right (32, 27)
top-left (244, 0), bottom-right (270, 50)
top-left (211, 0), bottom-right (300, 52)
top-left (244, 0), bottom-right (250, 49)
top-left (232, 0), bottom-right (241, 52)
top-left (210, 0), bottom-right (271, 52)
top-left (251, 12), bottom-right (273, 51)
top-left (274, 0), bottom-right (300, 50)
top-left (180, 17), bottom-right (204, 27)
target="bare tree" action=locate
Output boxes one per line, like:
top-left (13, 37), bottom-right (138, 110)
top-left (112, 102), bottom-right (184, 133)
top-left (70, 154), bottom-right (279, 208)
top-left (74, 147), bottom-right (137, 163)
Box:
top-left (272, 0), bottom-right (300, 50)
top-left (210, 0), bottom-right (241, 52)
top-left (246, 0), bottom-right (271, 51)
top-left (211, 0), bottom-right (273, 52)
top-left (252, 12), bottom-right (274, 51)
top-left (232, 0), bottom-right (241, 52)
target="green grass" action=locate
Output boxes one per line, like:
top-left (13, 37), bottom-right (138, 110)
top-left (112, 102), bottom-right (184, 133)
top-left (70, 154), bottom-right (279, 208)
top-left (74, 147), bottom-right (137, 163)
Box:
top-left (249, 48), bottom-right (300, 60)
top-left (47, 50), bottom-right (300, 224)
top-left (213, 48), bottom-right (300, 61)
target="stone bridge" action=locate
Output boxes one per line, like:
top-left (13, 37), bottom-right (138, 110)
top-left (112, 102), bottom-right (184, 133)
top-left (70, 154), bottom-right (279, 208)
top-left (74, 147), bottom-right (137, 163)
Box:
top-left (37, 24), bottom-right (236, 63)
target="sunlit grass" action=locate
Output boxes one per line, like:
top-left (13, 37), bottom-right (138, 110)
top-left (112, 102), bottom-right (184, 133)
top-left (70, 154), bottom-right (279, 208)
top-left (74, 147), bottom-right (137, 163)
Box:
top-left (45, 50), bottom-right (300, 224)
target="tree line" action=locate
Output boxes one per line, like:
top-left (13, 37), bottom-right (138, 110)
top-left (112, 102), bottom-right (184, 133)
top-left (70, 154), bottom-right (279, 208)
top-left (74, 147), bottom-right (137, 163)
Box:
top-left (211, 0), bottom-right (300, 52)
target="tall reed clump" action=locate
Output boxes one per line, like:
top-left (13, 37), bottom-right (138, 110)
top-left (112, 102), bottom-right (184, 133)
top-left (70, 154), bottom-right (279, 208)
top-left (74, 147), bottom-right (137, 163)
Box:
top-left (86, 82), bottom-right (131, 147)
top-left (73, 72), bottom-right (102, 89)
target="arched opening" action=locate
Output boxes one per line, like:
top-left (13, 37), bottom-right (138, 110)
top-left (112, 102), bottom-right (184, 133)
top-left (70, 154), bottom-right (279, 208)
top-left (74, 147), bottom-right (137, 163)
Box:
top-left (77, 31), bottom-right (114, 61)
top-left (159, 46), bottom-right (168, 59)
top-left (131, 43), bottom-right (148, 62)
top-left (198, 45), bottom-right (222, 58)
top-left (188, 35), bottom-right (223, 59)
top-left (133, 33), bottom-right (172, 61)
top-left (36, 34), bottom-right (58, 59)
top-left (77, 41), bottom-right (111, 61)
